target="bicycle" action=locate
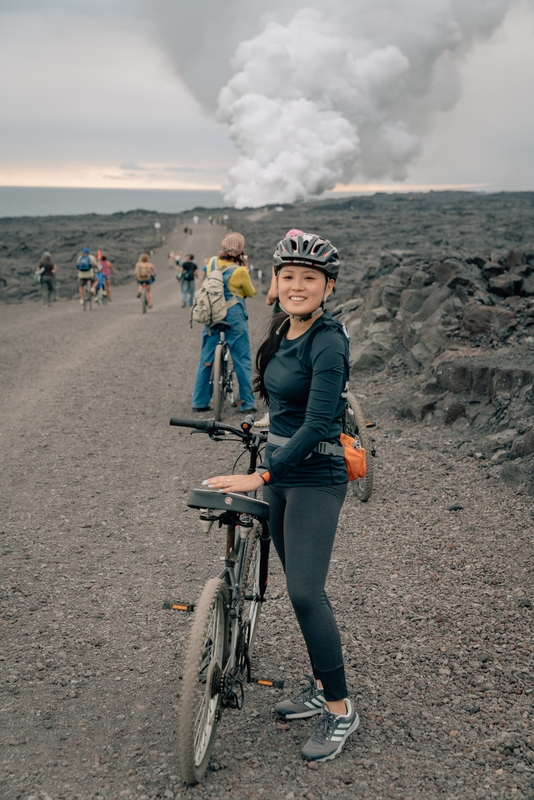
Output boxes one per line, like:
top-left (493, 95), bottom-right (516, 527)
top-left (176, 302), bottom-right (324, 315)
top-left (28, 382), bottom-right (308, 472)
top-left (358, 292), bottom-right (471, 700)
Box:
top-left (210, 321), bottom-right (235, 421)
top-left (140, 283), bottom-right (149, 314)
top-left (168, 416), bottom-right (275, 784)
top-left (94, 274), bottom-right (108, 306)
top-left (80, 278), bottom-right (92, 311)
top-left (342, 392), bottom-right (375, 502)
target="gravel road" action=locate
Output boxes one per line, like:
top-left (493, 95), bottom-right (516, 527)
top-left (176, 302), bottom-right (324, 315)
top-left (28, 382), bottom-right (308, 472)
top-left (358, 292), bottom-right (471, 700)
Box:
top-left (1, 225), bottom-right (533, 800)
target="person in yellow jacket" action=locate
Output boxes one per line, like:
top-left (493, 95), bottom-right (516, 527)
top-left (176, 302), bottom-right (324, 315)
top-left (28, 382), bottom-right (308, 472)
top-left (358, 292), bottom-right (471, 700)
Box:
top-left (192, 232), bottom-right (256, 412)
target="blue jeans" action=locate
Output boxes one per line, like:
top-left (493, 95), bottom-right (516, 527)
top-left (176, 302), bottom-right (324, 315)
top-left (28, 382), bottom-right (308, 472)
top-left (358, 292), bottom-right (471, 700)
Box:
top-left (181, 278), bottom-right (194, 306)
top-left (192, 303), bottom-right (255, 409)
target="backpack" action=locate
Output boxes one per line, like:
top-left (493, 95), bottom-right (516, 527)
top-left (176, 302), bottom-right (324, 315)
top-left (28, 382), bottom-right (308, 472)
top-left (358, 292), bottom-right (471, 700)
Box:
top-left (136, 262), bottom-right (152, 281)
top-left (191, 257), bottom-right (239, 326)
top-left (183, 262), bottom-right (196, 282)
top-left (78, 254), bottom-right (92, 271)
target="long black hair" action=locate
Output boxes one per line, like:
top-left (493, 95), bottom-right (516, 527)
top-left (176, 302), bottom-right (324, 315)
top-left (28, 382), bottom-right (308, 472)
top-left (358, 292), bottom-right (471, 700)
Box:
top-left (253, 311), bottom-right (290, 404)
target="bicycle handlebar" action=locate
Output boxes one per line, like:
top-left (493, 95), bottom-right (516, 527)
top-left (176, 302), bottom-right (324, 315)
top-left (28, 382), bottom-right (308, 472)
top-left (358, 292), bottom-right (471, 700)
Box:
top-left (169, 417), bottom-right (248, 439)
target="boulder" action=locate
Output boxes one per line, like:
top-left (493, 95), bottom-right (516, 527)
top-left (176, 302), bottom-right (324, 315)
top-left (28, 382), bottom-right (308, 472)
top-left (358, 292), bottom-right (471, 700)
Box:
top-left (409, 271), bottom-right (432, 291)
top-left (381, 278), bottom-right (404, 312)
top-left (503, 250), bottom-right (525, 269)
top-left (399, 288), bottom-right (431, 314)
top-left (350, 335), bottom-right (396, 372)
top-left (445, 401), bottom-right (466, 424)
top-left (398, 393), bottom-right (440, 421)
top-left (410, 341), bottom-right (434, 368)
top-left (414, 285), bottom-right (451, 321)
top-left (431, 260), bottom-right (460, 285)
top-left (520, 275), bottom-right (534, 296)
top-left (462, 303), bottom-right (517, 335)
top-left (482, 261), bottom-right (506, 277)
top-left (488, 273), bottom-right (524, 297)
top-left (510, 428), bottom-right (534, 457)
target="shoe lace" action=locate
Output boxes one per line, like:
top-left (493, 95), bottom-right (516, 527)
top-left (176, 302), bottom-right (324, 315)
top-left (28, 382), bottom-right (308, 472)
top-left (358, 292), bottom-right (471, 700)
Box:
top-left (310, 709), bottom-right (338, 743)
top-left (292, 675), bottom-right (321, 703)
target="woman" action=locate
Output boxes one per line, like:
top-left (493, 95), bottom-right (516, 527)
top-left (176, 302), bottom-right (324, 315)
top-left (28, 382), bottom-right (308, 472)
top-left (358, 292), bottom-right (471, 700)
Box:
top-left (37, 251), bottom-right (56, 306)
top-left (204, 232), bottom-right (358, 763)
top-left (134, 253), bottom-right (156, 308)
top-left (191, 232), bottom-right (256, 412)
top-left (98, 254), bottom-right (115, 301)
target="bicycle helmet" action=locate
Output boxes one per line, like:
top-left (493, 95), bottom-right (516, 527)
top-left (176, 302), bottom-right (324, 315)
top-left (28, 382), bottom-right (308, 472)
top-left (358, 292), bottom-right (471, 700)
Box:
top-left (273, 233), bottom-right (340, 281)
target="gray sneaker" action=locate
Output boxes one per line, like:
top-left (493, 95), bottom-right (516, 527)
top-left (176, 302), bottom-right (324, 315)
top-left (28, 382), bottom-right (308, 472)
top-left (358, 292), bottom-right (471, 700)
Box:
top-left (301, 699), bottom-right (359, 762)
top-left (274, 676), bottom-right (326, 719)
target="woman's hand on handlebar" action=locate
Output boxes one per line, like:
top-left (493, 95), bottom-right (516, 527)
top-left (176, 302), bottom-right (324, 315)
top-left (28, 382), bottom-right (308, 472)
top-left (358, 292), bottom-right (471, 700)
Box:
top-left (202, 472), bottom-right (265, 493)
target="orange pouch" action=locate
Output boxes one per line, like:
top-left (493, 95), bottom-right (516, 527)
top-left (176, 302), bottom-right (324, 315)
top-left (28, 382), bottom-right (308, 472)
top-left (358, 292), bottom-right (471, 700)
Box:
top-left (339, 432), bottom-right (366, 481)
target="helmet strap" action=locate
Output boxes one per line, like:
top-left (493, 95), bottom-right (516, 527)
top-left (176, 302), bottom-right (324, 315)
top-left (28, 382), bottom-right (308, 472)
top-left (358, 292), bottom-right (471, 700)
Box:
top-left (278, 296), bottom-right (326, 323)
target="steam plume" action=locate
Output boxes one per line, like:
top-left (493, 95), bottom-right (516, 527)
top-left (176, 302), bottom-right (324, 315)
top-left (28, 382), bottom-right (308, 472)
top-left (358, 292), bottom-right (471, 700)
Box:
top-left (150, 0), bottom-right (515, 207)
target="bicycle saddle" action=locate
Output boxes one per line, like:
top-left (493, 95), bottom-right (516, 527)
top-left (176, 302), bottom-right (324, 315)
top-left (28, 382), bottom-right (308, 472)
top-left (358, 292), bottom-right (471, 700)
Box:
top-left (210, 321), bottom-right (232, 332)
top-left (188, 489), bottom-right (269, 519)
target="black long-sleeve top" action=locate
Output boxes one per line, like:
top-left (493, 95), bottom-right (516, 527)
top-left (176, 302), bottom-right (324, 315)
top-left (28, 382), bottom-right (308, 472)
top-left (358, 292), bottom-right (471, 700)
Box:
top-left (258, 313), bottom-right (350, 487)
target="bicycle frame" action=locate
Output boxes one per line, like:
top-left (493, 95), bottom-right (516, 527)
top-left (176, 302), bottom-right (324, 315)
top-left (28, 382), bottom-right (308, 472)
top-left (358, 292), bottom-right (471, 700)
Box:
top-left (170, 416), bottom-right (269, 693)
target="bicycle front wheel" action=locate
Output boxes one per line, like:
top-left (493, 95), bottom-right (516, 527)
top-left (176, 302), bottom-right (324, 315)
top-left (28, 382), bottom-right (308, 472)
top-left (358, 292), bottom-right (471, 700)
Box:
top-left (212, 344), bottom-right (225, 421)
top-left (177, 578), bottom-right (229, 785)
top-left (240, 527), bottom-right (263, 661)
top-left (345, 392), bottom-right (374, 502)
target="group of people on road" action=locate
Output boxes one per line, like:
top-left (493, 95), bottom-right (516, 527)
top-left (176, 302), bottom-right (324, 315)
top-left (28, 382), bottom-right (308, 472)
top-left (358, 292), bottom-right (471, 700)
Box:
top-left (192, 228), bottom-right (358, 763)
top-left (75, 247), bottom-right (115, 305)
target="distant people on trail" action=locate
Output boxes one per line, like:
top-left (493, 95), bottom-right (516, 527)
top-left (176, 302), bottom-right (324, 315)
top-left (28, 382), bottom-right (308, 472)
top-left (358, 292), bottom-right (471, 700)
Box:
top-left (193, 215), bottom-right (199, 225)
top-left (37, 251), bottom-right (56, 306)
top-left (134, 253), bottom-right (157, 309)
top-left (168, 251), bottom-right (175, 269)
top-left (178, 254), bottom-right (198, 308)
top-left (192, 232), bottom-right (256, 412)
top-left (76, 246), bottom-right (98, 305)
top-left (98, 254), bottom-right (115, 301)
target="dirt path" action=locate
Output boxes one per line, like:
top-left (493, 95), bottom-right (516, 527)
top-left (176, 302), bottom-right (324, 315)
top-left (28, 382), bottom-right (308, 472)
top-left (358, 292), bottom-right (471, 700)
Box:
top-left (1, 227), bottom-right (533, 800)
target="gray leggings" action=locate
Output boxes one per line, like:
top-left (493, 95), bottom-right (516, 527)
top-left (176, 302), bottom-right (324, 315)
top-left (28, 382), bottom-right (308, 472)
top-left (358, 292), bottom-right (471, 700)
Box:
top-left (263, 483), bottom-right (348, 701)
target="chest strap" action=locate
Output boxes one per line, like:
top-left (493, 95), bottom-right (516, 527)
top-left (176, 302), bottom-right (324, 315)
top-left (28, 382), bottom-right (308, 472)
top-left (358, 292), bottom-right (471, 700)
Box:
top-left (267, 431), bottom-right (345, 457)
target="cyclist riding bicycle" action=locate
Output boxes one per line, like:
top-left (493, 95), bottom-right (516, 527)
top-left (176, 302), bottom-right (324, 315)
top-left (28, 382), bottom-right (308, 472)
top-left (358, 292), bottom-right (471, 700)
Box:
top-left (191, 232), bottom-right (256, 412)
top-left (134, 253), bottom-right (156, 309)
top-left (98, 253), bottom-right (115, 301)
top-left (76, 246), bottom-right (98, 305)
top-left (204, 232), bottom-right (359, 763)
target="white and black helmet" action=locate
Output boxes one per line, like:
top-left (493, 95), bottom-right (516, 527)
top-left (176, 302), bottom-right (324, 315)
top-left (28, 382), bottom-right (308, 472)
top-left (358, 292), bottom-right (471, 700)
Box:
top-left (273, 233), bottom-right (340, 281)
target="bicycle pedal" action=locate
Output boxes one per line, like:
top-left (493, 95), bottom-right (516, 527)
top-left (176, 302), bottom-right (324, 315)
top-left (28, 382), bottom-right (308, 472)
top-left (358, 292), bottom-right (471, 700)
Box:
top-left (163, 601), bottom-right (195, 612)
top-left (255, 678), bottom-right (284, 689)
top-left (365, 421), bottom-right (376, 428)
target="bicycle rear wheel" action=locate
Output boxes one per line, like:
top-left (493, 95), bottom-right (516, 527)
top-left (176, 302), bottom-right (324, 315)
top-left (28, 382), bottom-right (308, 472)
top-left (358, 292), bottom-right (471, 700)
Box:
top-left (177, 578), bottom-right (229, 785)
top-left (212, 344), bottom-right (225, 421)
top-left (142, 288), bottom-right (148, 314)
top-left (240, 527), bottom-right (263, 661)
top-left (83, 282), bottom-right (92, 311)
top-left (344, 392), bottom-right (374, 502)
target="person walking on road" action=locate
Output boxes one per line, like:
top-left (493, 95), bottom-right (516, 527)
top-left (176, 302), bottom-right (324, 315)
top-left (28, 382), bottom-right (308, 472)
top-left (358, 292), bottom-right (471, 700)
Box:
top-left (76, 246), bottom-right (98, 305)
top-left (37, 251), bottom-right (57, 306)
top-left (191, 232), bottom-right (256, 412)
top-left (179, 254), bottom-right (198, 308)
top-left (203, 232), bottom-right (358, 763)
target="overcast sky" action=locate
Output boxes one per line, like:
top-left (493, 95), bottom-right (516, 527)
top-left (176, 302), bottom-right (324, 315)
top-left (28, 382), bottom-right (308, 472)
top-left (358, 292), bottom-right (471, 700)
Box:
top-left (0, 0), bottom-right (533, 197)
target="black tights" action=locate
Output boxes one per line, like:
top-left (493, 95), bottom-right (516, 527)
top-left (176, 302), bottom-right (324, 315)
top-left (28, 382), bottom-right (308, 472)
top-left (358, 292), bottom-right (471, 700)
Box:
top-left (263, 483), bottom-right (347, 701)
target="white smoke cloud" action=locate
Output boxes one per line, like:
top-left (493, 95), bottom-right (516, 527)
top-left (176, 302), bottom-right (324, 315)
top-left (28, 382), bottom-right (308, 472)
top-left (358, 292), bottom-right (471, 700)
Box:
top-left (148, 0), bottom-right (516, 207)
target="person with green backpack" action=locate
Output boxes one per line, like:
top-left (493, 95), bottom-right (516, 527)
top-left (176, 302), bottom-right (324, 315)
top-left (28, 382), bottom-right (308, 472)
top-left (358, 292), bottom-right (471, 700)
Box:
top-left (191, 232), bottom-right (256, 412)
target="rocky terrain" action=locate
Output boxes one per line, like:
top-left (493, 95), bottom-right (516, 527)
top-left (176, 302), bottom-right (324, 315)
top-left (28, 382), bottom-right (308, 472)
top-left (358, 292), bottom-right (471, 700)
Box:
top-left (1, 200), bottom-right (533, 800)
top-left (227, 192), bottom-right (534, 495)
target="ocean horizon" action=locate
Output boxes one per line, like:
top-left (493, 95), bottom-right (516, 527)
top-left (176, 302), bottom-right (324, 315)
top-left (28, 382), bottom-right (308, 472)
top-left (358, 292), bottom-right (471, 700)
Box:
top-left (0, 186), bottom-right (226, 218)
